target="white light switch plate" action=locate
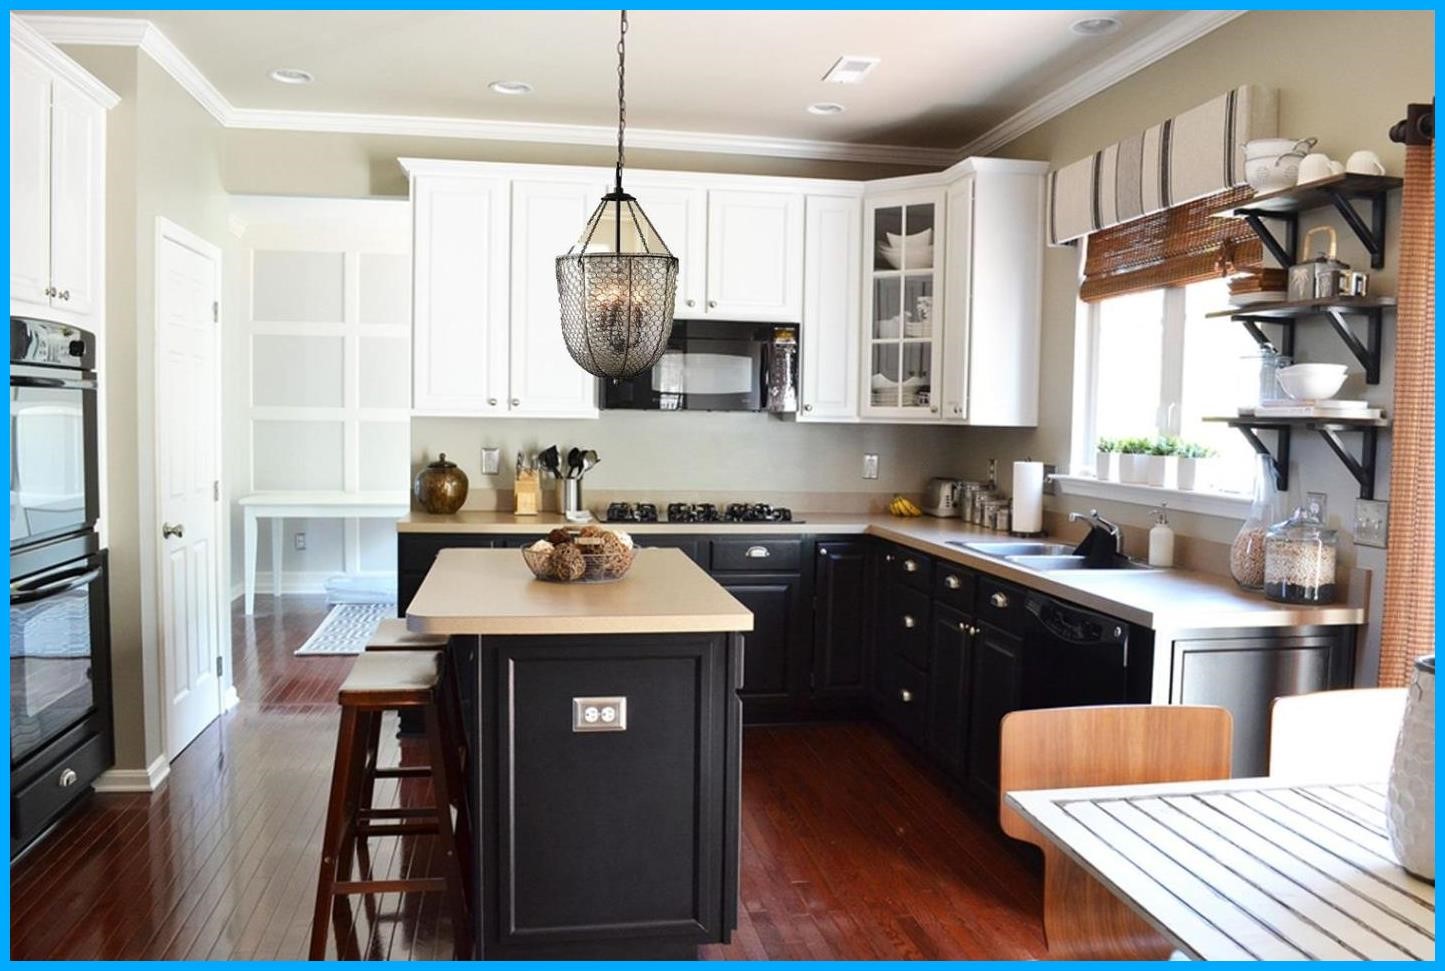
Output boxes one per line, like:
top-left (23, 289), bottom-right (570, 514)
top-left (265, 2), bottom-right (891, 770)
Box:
top-left (1354, 499), bottom-right (1389, 548)
top-left (481, 447), bottom-right (501, 475)
top-left (862, 453), bottom-right (879, 479)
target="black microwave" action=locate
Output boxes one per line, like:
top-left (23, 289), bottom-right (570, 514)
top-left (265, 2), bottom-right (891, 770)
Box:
top-left (601, 320), bottom-right (798, 413)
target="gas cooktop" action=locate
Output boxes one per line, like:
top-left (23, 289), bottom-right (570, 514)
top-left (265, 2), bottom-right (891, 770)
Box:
top-left (604, 501), bottom-right (801, 525)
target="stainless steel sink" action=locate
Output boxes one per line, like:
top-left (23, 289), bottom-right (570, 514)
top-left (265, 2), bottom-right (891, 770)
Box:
top-left (952, 541), bottom-right (1077, 557)
top-left (1005, 554), bottom-right (1153, 571)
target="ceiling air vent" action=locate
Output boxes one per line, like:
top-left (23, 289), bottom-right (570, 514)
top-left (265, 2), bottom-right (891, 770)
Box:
top-left (821, 55), bottom-right (880, 85)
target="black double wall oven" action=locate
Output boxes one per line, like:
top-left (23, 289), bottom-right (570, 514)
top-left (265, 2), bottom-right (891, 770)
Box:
top-left (10, 316), bottom-right (112, 857)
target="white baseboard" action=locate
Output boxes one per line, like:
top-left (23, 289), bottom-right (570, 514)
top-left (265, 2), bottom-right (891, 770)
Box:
top-left (229, 570), bottom-right (396, 601)
top-left (92, 754), bottom-right (171, 793)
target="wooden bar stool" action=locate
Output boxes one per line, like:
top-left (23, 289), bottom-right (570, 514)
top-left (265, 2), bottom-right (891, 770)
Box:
top-left (309, 650), bottom-right (473, 960)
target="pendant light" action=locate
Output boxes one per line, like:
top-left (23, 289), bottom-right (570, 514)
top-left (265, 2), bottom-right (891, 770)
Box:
top-left (556, 10), bottom-right (678, 380)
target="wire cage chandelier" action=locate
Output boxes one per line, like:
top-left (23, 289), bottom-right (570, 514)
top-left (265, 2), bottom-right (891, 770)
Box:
top-left (556, 10), bottom-right (678, 380)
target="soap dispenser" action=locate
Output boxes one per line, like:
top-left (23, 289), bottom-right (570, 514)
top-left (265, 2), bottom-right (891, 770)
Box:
top-left (1148, 503), bottom-right (1175, 568)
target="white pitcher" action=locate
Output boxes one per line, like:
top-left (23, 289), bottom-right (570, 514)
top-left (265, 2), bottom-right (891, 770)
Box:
top-left (1386, 655), bottom-right (1435, 879)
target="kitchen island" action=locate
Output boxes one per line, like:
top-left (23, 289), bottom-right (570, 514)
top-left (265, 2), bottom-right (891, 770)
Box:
top-left (406, 548), bottom-right (752, 960)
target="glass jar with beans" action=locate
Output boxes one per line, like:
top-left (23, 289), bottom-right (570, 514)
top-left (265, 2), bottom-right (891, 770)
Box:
top-left (1264, 497), bottom-right (1338, 605)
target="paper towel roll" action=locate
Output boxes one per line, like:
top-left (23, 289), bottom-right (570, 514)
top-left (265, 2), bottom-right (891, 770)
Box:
top-left (1012, 461), bottom-right (1044, 534)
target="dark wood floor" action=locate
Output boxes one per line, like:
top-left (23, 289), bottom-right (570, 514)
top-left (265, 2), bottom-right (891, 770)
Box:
top-left (10, 594), bottom-right (1047, 961)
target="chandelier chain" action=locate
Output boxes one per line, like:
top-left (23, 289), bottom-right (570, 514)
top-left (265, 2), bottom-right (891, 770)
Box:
top-left (615, 10), bottom-right (628, 192)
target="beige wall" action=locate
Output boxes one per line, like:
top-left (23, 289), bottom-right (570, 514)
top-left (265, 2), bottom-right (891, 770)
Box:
top-left (66, 44), bottom-right (232, 772)
top-left (968, 9), bottom-right (1434, 684)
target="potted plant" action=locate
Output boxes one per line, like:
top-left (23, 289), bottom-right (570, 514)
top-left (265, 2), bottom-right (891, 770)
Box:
top-left (1095, 438), bottom-right (1120, 482)
top-left (1145, 436), bottom-right (1180, 488)
top-left (1117, 437), bottom-right (1152, 484)
top-left (1176, 441), bottom-right (1218, 491)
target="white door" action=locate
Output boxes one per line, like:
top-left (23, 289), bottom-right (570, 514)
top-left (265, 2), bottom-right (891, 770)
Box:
top-left (10, 46), bottom-right (52, 311)
top-left (625, 180), bottom-right (707, 317)
top-left (47, 77), bottom-right (104, 318)
top-left (411, 174), bottom-right (509, 415)
top-left (705, 189), bottom-right (804, 321)
top-left (799, 194), bottom-right (861, 421)
top-left (509, 178), bottom-right (599, 418)
top-left (941, 176), bottom-right (974, 423)
top-left (155, 220), bottom-right (224, 759)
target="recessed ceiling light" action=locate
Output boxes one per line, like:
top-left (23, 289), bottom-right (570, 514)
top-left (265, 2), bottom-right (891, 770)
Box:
top-left (269, 68), bottom-right (313, 85)
top-left (488, 80), bottom-right (534, 96)
top-left (821, 56), bottom-right (880, 85)
top-left (1071, 16), bottom-right (1121, 36)
top-left (807, 102), bottom-right (846, 116)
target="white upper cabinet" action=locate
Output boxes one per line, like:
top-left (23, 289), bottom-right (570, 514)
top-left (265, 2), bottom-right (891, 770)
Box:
top-left (9, 36), bottom-right (112, 325)
top-left (705, 190), bottom-right (804, 321)
top-left (940, 175), bottom-right (974, 423)
top-left (508, 178), bottom-right (599, 419)
top-left (410, 173), bottom-right (510, 415)
top-left (623, 179), bottom-right (707, 317)
top-left (798, 194), bottom-right (861, 422)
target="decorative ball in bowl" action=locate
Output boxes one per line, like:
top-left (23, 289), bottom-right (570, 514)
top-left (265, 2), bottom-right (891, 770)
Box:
top-left (522, 525), bottom-right (635, 583)
top-left (1278, 363), bottom-right (1349, 401)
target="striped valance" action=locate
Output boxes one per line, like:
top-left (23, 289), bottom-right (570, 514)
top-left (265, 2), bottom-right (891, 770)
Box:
top-left (1047, 85), bottom-right (1278, 245)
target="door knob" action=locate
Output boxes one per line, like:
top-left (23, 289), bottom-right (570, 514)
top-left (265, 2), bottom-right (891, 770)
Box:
top-left (686, 298), bottom-right (696, 307)
top-left (903, 559), bottom-right (918, 573)
top-left (59, 290), bottom-right (70, 301)
top-left (487, 397), bottom-right (498, 406)
top-left (803, 404), bottom-right (813, 412)
top-left (162, 522), bottom-right (185, 539)
top-left (510, 398), bottom-right (520, 407)
top-left (902, 614), bottom-right (915, 629)
top-left (944, 574), bottom-right (960, 589)
top-left (44, 285), bottom-right (57, 297)
top-left (990, 592), bottom-right (1009, 609)
top-left (899, 689), bottom-right (913, 703)
top-left (708, 300), bottom-right (718, 309)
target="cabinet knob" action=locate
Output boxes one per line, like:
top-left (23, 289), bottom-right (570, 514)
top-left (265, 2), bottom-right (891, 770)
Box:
top-left (44, 285), bottom-right (57, 298)
top-left (903, 559), bottom-right (918, 573)
top-left (899, 689), bottom-right (913, 704)
top-left (818, 547), bottom-right (828, 556)
top-left (744, 545), bottom-right (771, 559)
top-left (884, 554), bottom-right (895, 563)
top-left (162, 522), bottom-right (185, 539)
top-left (902, 614), bottom-right (915, 629)
top-left (944, 574), bottom-right (960, 589)
top-left (708, 300), bottom-right (718, 309)
top-left (958, 621), bottom-right (969, 632)
top-left (510, 398), bottom-right (520, 407)
top-left (990, 592), bottom-right (1009, 609)
top-left (803, 404), bottom-right (813, 412)
top-left (686, 298), bottom-right (696, 307)
top-left (59, 290), bottom-right (70, 301)
top-left (488, 397), bottom-right (498, 406)
top-left (58, 768), bottom-right (78, 788)
top-left (930, 406), bottom-right (938, 413)
top-left (971, 625), bottom-right (982, 636)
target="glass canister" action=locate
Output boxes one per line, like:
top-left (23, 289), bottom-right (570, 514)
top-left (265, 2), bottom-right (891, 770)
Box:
top-left (1229, 454), bottom-right (1283, 590)
top-left (1263, 496), bottom-right (1338, 604)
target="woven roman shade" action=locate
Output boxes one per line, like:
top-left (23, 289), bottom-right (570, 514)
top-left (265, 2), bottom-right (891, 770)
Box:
top-left (1080, 186), bottom-right (1263, 302)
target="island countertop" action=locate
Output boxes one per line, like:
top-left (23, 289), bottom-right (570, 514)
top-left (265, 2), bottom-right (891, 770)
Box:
top-left (406, 547), bottom-right (755, 636)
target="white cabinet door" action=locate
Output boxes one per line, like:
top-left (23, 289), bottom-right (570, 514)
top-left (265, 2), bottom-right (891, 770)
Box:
top-left (940, 176), bottom-right (974, 423)
top-left (625, 180), bottom-right (707, 317)
top-left (10, 46), bottom-right (52, 312)
top-left (411, 174), bottom-right (509, 414)
top-left (799, 194), bottom-right (860, 421)
top-left (705, 189), bottom-right (804, 321)
top-left (47, 77), bottom-right (104, 318)
top-left (509, 178), bottom-right (599, 418)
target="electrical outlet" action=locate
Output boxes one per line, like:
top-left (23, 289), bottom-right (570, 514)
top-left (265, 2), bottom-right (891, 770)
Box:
top-left (293, 532), bottom-right (306, 551)
top-left (1354, 499), bottom-right (1389, 548)
top-left (862, 453), bottom-right (879, 480)
top-left (572, 696), bottom-right (627, 733)
top-left (481, 447), bottom-right (501, 475)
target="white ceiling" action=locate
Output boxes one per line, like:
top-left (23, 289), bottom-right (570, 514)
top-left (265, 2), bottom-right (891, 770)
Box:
top-left (27, 9), bottom-right (1239, 160)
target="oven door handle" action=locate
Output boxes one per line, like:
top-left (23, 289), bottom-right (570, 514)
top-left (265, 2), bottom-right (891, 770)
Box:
top-left (11, 375), bottom-right (95, 391)
top-left (10, 566), bottom-right (102, 605)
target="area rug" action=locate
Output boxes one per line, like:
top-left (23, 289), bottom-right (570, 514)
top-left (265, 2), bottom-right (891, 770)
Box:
top-left (294, 602), bottom-right (394, 656)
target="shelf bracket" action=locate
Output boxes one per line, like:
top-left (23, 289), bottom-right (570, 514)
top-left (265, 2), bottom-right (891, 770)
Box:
top-left (1235, 424), bottom-right (1291, 492)
top-left (1324, 308), bottom-right (1385, 384)
top-left (1316, 426), bottom-right (1379, 500)
top-left (1237, 210), bottom-right (1299, 268)
top-left (1323, 190), bottom-right (1389, 269)
top-left (1234, 315), bottom-right (1296, 357)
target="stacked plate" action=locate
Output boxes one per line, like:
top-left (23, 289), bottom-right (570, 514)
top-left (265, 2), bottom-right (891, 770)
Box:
top-left (869, 373), bottom-right (928, 407)
top-left (877, 229), bottom-right (934, 270)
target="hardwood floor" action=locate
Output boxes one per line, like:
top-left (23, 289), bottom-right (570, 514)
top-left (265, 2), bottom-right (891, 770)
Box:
top-left (10, 594), bottom-right (1047, 961)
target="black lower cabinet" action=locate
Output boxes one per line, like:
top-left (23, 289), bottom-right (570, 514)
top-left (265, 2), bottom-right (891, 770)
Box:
top-left (471, 632), bottom-right (742, 959)
top-left (714, 574), bottom-right (806, 723)
top-left (810, 540), bottom-right (871, 708)
top-left (965, 623), bottom-right (1023, 804)
top-left (927, 605), bottom-right (974, 780)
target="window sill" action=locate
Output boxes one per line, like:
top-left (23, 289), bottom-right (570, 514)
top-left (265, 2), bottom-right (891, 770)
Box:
top-left (1051, 475), bottom-right (1251, 519)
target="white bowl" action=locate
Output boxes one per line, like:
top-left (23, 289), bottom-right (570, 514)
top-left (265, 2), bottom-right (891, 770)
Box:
top-left (876, 243), bottom-right (933, 270)
top-left (1278, 363), bottom-right (1348, 400)
top-left (886, 228), bottom-right (933, 248)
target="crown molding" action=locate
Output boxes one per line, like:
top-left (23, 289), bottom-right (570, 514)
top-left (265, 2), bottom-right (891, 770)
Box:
top-left (956, 10), bottom-right (1247, 157)
top-left (9, 15), bottom-right (121, 108)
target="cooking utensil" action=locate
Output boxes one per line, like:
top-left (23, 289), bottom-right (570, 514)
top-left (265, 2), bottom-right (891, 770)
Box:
top-left (537, 445), bottom-right (560, 477)
top-left (567, 448), bottom-right (583, 479)
top-left (580, 449), bottom-right (600, 477)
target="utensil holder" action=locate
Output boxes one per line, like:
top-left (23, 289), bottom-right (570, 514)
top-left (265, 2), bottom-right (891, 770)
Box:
top-left (558, 479), bottom-right (584, 517)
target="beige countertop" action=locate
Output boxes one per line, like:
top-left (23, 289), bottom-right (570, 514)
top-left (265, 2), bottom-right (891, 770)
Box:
top-left (397, 511), bottom-right (1367, 632)
top-left (406, 547), bottom-right (755, 636)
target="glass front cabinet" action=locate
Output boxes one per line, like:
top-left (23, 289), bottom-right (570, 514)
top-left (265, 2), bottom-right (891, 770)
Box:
top-left (861, 189), bottom-right (946, 420)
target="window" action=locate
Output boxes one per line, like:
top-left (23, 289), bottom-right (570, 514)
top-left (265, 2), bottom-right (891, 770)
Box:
top-left (1079, 277), bottom-right (1259, 493)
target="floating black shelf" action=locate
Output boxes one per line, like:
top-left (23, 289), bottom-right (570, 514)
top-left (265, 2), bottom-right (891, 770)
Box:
top-left (1210, 174), bottom-right (1403, 270)
top-left (1207, 297), bottom-right (1395, 383)
top-left (1204, 415), bottom-right (1390, 499)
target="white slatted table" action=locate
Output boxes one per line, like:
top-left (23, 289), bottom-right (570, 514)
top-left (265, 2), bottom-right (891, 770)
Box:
top-left (1007, 777), bottom-right (1434, 961)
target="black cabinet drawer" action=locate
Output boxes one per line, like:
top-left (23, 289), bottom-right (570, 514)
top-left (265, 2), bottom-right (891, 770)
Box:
top-left (13, 732), bottom-right (108, 840)
top-left (398, 533), bottom-right (495, 571)
top-left (878, 653), bottom-right (928, 745)
top-left (977, 576), bottom-right (1026, 631)
top-left (881, 545), bottom-right (932, 593)
top-left (709, 538), bottom-right (802, 572)
top-left (630, 536), bottom-right (704, 564)
top-left (878, 582), bottom-right (931, 670)
top-left (933, 562), bottom-right (976, 612)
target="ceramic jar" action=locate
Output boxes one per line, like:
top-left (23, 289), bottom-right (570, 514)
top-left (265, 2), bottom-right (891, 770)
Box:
top-left (413, 453), bottom-right (468, 514)
top-left (1387, 656), bottom-right (1435, 880)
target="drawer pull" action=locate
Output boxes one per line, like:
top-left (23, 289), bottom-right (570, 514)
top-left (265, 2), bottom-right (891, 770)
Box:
top-left (58, 768), bottom-right (78, 788)
top-left (990, 592), bottom-right (1010, 609)
top-left (903, 559), bottom-right (918, 573)
top-left (968, 624), bottom-right (981, 637)
top-left (957, 621), bottom-right (968, 632)
top-left (902, 614), bottom-right (916, 629)
top-left (899, 689), bottom-right (913, 704)
top-left (884, 554), bottom-right (895, 563)
top-left (944, 574), bottom-right (961, 590)
top-left (744, 545), bottom-right (771, 559)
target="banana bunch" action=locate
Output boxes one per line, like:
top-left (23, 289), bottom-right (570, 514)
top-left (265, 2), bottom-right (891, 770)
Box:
top-left (888, 495), bottom-right (923, 517)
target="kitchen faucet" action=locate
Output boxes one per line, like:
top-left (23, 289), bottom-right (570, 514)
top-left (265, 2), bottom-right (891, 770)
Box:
top-left (1069, 508), bottom-right (1123, 556)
